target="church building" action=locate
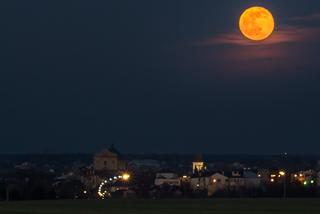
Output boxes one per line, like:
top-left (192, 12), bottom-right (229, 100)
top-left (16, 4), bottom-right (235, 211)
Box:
top-left (94, 144), bottom-right (127, 172)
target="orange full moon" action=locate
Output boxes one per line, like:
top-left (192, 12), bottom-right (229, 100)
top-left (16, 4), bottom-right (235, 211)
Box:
top-left (239, 6), bottom-right (275, 41)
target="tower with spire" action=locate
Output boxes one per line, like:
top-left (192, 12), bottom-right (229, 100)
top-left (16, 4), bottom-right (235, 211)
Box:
top-left (192, 154), bottom-right (206, 174)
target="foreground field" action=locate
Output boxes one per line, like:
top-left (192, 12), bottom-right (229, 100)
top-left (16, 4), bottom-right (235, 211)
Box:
top-left (0, 199), bottom-right (319, 214)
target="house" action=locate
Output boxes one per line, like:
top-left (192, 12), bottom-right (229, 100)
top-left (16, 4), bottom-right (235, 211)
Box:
top-left (190, 171), bottom-right (212, 190)
top-left (257, 169), bottom-right (270, 183)
top-left (208, 173), bottom-right (229, 196)
top-left (227, 171), bottom-right (245, 188)
top-left (154, 172), bottom-right (181, 187)
top-left (291, 170), bottom-right (316, 185)
top-left (94, 145), bottom-right (127, 172)
top-left (243, 171), bottom-right (261, 188)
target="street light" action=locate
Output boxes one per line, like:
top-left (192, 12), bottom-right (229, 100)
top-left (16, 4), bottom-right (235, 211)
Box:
top-left (122, 173), bottom-right (130, 181)
top-left (279, 170), bottom-right (286, 198)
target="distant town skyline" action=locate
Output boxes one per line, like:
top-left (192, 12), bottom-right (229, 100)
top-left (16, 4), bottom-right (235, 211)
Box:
top-left (1, 1), bottom-right (320, 154)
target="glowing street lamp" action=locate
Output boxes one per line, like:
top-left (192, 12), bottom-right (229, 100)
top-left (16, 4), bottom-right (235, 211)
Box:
top-left (122, 173), bottom-right (130, 181)
top-left (279, 170), bottom-right (286, 198)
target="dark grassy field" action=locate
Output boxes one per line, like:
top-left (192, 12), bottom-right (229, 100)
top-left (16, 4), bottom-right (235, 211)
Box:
top-left (0, 199), bottom-right (319, 214)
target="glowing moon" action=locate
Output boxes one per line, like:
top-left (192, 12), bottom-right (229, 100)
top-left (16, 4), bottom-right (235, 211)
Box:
top-left (239, 6), bottom-right (275, 41)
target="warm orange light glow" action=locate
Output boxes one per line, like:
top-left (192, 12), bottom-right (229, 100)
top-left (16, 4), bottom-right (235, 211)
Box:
top-left (122, 173), bottom-right (130, 181)
top-left (239, 6), bottom-right (275, 41)
top-left (279, 171), bottom-right (286, 176)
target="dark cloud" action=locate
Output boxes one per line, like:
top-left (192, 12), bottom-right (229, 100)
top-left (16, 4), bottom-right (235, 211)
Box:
top-left (200, 26), bottom-right (320, 46)
top-left (188, 12), bottom-right (320, 73)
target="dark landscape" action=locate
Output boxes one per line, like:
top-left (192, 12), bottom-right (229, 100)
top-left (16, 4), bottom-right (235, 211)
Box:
top-left (1, 199), bottom-right (320, 214)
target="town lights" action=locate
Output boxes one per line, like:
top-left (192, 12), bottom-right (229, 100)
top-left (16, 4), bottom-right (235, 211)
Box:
top-left (98, 173), bottom-right (130, 199)
top-left (279, 171), bottom-right (286, 176)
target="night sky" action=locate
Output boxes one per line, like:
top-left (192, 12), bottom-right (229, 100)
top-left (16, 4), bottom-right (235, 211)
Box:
top-left (1, 0), bottom-right (320, 154)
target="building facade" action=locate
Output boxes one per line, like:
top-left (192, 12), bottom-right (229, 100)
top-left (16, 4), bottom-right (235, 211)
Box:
top-left (154, 172), bottom-right (181, 187)
top-left (94, 145), bottom-right (127, 172)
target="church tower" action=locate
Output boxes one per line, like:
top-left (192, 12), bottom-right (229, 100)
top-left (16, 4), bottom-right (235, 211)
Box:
top-left (192, 154), bottom-right (205, 174)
